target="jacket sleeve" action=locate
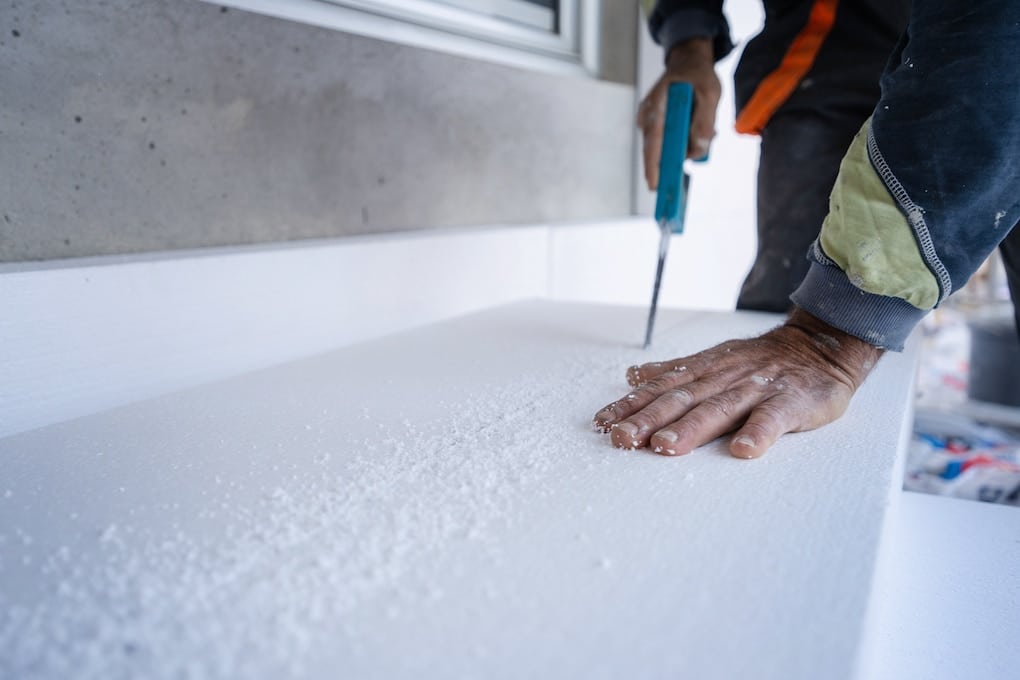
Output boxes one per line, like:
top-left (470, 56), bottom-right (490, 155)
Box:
top-left (790, 3), bottom-right (1020, 351)
top-left (644, 1), bottom-right (734, 62)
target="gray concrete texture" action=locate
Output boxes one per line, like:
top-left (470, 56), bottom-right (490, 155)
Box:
top-left (0, 0), bottom-right (636, 261)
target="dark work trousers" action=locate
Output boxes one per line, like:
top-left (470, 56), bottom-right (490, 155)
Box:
top-left (736, 110), bottom-right (866, 313)
top-left (733, 0), bottom-right (910, 313)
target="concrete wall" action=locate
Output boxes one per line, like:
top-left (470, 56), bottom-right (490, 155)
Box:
top-left (0, 0), bottom-right (636, 261)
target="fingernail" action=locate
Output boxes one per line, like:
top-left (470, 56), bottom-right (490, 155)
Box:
top-left (732, 435), bottom-right (758, 458)
top-left (616, 422), bottom-right (638, 437)
top-left (656, 430), bottom-right (678, 443)
top-left (694, 138), bottom-right (711, 151)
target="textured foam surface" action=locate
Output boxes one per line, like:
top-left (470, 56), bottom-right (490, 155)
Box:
top-left (0, 301), bottom-right (919, 679)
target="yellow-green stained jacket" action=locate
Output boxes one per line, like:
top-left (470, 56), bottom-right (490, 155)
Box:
top-left (789, 4), bottom-right (1020, 350)
top-left (818, 119), bottom-right (942, 311)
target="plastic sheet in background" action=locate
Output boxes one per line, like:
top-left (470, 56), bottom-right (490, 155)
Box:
top-left (908, 253), bottom-right (1020, 506)
top-left (907, 410), bottom-right (1020, 506)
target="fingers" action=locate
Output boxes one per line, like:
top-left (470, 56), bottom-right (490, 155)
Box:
top-left (690, 136), bottom-right (713, 160)
top-left (638, 61), bottom-right (721, 188)
top-left (728, 398), bottom-right (799, 459)
top-left (593, 369), bottom-right (698, 434)
top-left (638, 89), bottom-right (666, 190)
top-left (597, 374), bottom-right (763, 453)
top-left (687, 88), bottom-right (718, 160)
top-left (648, 386), bottom-right (759, 456)
top-left (592, 390), bottom-right (656, 435)
top-left (609, 384), bottom-right (702, 450)
top-left (627, 359), bottom-right (691, 387)
top-left (596, 380), bottom-right (785, 458)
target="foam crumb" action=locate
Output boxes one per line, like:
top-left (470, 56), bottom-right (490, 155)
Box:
top-left (0, 341), bottom-right (689, 678)
top-left (0, 371), bottom-right (586, 678)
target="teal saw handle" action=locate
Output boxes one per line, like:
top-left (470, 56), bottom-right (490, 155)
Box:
top-left (654, 82), bottom-right (705, 235)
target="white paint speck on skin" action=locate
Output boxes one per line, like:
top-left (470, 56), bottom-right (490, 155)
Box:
top-left (815, 333), bottom-right (841, 350)
top-left (615, 422), bottom-right (637, 437)
top-left (750, 375), bottom-right (772, 386)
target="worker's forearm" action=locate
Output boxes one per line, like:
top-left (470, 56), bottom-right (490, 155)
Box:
top-left (792, 4), bottom-right (1020, 350)
top-left (665, 37), bottom-right (713, 72)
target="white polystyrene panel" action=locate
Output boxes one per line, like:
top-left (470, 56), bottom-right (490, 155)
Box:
top-left (0, 301), bottom-right (919, 680)
top-left (0, 228), bottom-right (547, 439)
top-left (859, 491), bottom-right (1020, 680)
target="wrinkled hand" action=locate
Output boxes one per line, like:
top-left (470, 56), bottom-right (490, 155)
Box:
top-left (638, 37), bottom-right (721, 190)
top-left (592, 309), bottom-right (885, 459)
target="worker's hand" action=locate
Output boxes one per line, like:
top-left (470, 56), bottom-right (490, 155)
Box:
top-left (592, 308), bottom-right (885, 459)
top-left (638, 37), bottom-right (722, 190)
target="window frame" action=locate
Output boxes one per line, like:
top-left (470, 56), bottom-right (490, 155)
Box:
top-left (214, 0), bottom-right (601, 77)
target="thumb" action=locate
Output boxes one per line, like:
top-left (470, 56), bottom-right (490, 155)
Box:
top-left (688, 99), bottom-right (716, 159)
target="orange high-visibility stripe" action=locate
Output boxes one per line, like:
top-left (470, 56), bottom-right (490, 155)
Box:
top-left (735, 0), bottom-right (840, 135)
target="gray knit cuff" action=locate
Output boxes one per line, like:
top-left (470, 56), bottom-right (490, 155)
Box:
top-left (790, 261), bottom-right (929, 352)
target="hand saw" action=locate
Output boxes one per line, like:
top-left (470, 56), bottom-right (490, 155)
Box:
top-left (643, 81), bottom-right (704, 349)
